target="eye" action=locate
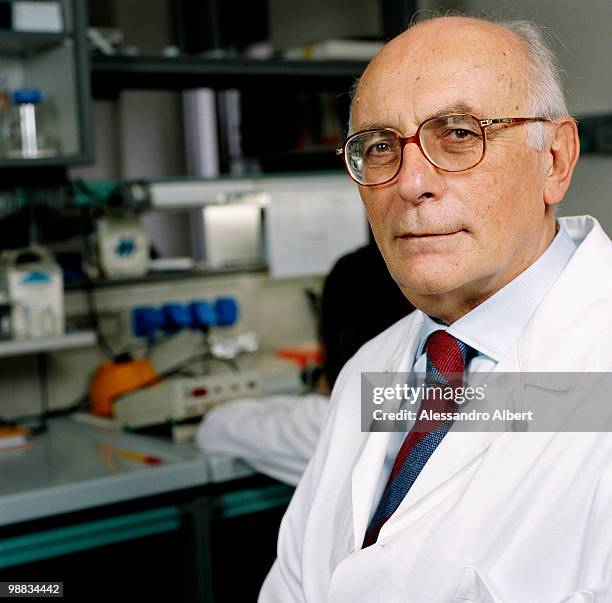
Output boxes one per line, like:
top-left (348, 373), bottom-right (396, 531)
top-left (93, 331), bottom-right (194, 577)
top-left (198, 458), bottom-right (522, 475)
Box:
top-left (444, 128), bottom-right (479, 140)
top-left (366, 141), bottom-right (391, 155)
top-left (449, 128), bottom-right (473, 139)
top-left (437, 125), bottom-right (483, 150)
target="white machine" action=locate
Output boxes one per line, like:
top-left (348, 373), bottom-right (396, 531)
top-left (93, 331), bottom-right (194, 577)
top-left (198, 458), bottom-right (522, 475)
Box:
top-left (0, 245), bottom-right (64, 339)
top-left (114, 371), bottom-right (263, 430)
top-left (97, 216), bottom-right (150, 278)
top-left (114, 356), bottom-right (304, 441)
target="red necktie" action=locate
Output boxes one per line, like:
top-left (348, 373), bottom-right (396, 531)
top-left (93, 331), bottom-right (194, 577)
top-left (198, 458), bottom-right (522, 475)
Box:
top-left (362, 330), bottom-right (473, 548)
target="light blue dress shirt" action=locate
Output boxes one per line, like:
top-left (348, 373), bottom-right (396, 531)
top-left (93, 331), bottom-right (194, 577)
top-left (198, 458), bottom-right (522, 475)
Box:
top-left (372, 221), bottom-right (577, 515)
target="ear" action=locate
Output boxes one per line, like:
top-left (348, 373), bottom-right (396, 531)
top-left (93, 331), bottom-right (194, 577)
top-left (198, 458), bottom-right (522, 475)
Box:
top-left (543, 118), bottom-right (580, 207)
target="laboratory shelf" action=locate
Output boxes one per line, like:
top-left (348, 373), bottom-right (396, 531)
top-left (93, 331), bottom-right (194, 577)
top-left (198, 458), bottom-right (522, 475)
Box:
top-left (91, 55), bottom-right (367, 98)
top-left (0, 330), bottom-right (96, 358)
top-left (65, 263), bottom-right (268, 290)
top-left (0, 155), bottom-right (87, 169)
top-left (0, 31), bottom-right (72, 57)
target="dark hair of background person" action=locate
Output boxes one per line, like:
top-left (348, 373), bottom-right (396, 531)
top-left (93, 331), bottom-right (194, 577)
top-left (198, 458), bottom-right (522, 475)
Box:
top-left (319, 242), bottom-right (414, 389)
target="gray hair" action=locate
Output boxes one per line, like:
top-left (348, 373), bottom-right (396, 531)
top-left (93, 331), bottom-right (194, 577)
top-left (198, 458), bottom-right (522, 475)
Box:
top-left (496, 18), bottom-right (569, 149)
top-left (349, 13), bottom-right (570, 151)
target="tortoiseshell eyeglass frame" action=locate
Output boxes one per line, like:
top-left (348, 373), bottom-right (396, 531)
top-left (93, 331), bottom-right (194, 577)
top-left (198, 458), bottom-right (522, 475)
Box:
top-left (335, 114), bottom-right (550, 186)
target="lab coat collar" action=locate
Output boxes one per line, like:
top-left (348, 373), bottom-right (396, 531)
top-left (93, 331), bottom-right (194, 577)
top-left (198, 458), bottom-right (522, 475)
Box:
top-left (383, 310), bottom-right (424, 373)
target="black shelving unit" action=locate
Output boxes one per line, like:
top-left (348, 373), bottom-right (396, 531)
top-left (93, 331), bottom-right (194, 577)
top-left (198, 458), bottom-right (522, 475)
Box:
top-left (90, 55), bottom-right (367, 99)
top-left (65, 262), bottom-right (268, 290)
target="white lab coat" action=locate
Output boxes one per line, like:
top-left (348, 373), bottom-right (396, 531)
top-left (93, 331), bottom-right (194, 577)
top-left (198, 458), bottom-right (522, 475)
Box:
top-left (260, 215), bottom-right (612, 603)
top-left (196, 393), bottom-right (329, 486)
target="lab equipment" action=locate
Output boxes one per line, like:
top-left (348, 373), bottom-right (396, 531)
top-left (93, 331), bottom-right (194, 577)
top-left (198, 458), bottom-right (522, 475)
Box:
top-left (0, 245), bottom-right (64, 339)
top-left (121, 174), bottom-right (369, 276)
top-left (214, 297), bottom-right (239, 326)
top-left (114, 370), bottom-right (263, 430)
top-left (132, 306), bottom-right (165, 342)
top-left (192, 201), bottom-right (264, 267)
top-left (189, 300), bottom-right (217, 330)
top-left (131, 296), bottom-right (239, 341)
top-left (161, 303), bottom-right (192, 335)
top-left (96, 216), bottom-right (150, 278)
top-left (114, 350), bottom-right (303, 439)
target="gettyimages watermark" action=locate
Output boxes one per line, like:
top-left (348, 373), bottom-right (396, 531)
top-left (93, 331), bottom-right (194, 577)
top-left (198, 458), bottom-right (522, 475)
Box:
top-left (371, 382), bottom-right (488, 405)
top-left (361, 372), bottom-right (612, 432)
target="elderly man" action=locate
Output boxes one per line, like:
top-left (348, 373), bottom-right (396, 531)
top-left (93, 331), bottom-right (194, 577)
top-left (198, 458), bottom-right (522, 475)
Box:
top-left (260, 14), bottom-right (612, 602)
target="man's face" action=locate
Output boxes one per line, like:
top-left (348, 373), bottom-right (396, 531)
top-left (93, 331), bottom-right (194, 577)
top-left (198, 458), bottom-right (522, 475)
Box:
top-left (352, 18), bottom-right (557, 322)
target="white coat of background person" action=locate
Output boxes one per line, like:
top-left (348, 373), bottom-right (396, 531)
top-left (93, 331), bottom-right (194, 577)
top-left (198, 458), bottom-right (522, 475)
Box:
top-left (260, 15), bottom-right (612, 603)
top-left (196, 244), bottom-right (413, 485)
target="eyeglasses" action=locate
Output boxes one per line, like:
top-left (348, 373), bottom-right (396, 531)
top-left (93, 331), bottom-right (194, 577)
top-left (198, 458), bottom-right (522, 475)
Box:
top-left (336, 114), bottom-right (549, 186)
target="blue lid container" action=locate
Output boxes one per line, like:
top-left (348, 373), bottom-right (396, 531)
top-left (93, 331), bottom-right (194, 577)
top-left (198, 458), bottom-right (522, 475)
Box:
top-left (11, 88), bottom-right (43, 104)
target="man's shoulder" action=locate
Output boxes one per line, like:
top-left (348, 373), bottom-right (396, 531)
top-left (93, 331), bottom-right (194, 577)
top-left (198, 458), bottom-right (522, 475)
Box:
top-left (521, 216), bottom-right (612, 369)
top-left (561, 215), bottom-right (612, 274)
top-left (553, 215), bottom-right (612, 299)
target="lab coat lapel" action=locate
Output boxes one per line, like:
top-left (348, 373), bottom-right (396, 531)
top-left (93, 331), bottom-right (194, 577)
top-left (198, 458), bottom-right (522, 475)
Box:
top-left (351, 312), bottom-right (424, 548)
top-left (351, 431), bottom-right (391, 549)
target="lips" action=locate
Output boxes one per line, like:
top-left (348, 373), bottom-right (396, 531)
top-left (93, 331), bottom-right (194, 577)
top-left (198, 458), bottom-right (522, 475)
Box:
top-left (398, 230), bottom-right (462, 238)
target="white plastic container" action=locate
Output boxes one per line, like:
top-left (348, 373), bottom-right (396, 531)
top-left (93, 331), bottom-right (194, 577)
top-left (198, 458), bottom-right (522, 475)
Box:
top-left (0, 246), bottom-right (64, 339)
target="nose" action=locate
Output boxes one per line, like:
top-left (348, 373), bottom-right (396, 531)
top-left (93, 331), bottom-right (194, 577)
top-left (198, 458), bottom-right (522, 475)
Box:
top-left (395, 141), bottom-right (445, 205)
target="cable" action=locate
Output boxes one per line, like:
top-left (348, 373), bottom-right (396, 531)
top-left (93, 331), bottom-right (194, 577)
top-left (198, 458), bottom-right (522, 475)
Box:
top-left (117, 332), bottom-right (174, 358)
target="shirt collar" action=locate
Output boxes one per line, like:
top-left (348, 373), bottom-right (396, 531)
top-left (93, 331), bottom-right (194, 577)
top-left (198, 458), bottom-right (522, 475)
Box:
top-left (415, 220), bottom-right (577, 362)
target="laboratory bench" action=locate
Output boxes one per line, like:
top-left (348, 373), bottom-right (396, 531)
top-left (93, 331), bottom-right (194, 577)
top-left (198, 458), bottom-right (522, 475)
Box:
top-left (0, 417), bottom-right (294, 602)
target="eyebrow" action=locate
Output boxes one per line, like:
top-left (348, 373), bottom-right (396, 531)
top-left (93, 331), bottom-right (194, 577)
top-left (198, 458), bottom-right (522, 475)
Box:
top-left (426, 102), bottom-right (482, 120)
top-left (354, 102), bottom-right (483, 133)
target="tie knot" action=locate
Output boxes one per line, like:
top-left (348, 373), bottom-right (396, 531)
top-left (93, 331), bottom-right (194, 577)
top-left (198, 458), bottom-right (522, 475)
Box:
top-left (425, 330), bottom-right (473, 384)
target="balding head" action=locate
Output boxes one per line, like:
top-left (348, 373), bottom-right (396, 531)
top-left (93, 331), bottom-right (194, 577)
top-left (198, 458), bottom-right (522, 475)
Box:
top-left (351, 16), bottom-right (568, 149)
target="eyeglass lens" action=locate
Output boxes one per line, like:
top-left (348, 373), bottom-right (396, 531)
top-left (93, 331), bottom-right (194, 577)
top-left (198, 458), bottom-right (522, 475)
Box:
top-left (345, 115), bottom-right (485, 185)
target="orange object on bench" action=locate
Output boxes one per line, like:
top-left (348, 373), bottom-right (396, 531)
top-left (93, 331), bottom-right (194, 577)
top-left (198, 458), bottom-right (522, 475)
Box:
top-left (277, 342), bottom-right (323, 369)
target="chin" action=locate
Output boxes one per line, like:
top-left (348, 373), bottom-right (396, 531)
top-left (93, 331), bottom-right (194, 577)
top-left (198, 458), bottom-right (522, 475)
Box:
top-left (405, 281), bottom-right (462, 297)
top-left (390, 259), bottom-right (469, 296)
top-left (395, 272), bottom-right (465, 297)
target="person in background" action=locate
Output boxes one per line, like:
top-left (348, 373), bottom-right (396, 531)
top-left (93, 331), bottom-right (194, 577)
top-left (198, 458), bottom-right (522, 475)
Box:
top-left (196, 242), bottom-right (413, 485)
